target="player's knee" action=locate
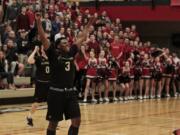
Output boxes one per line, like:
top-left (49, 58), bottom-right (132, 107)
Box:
top-left (71, 117), bottom-right (81, 127)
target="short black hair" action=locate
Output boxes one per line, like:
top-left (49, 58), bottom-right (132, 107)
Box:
top-left (55, 37), bottom-right (67, 48)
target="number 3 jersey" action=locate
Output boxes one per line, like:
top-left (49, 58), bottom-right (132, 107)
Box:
top-left (46, 45), bottom-right (78, 88)
top-left (35, 56), bottom-right (50, 82)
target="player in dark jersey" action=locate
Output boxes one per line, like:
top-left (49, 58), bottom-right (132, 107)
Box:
top-left (26, 45), bottom-right (50, 126)
top-left (35, 13), bottom-right (95, 135)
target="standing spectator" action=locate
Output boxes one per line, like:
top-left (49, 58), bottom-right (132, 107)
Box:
top-left (16, 6), bottom-right (30, 31)
top-left (2, 0), bottom-right (9, 22)
top-left (0, 1), bottom-right (3, 22)
top-left (17, 29), bottom-right (29, 65)
top-left (48, 4), bottom-right (55, 21)
top-left (26, 5), bottom-right (35, 29)
top-left (87, 34), bottom-right (100, 56)
top-left (54, 27), bottom-right (65, 41)
top-left (74, 45), bottom-right (88, 97)
top-left (110, 35), bottom-right (123, 59)
top-left (42, 12), bottom-right (52, 33)
top-left (1, 25), bottom-right (12, 44)
top-left (5, 0), bottom-right (20, 29)
top-left (51, 15), bottom-right (61, 37)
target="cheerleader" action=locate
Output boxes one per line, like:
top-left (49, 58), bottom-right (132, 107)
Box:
top-left (118, 61), bottom-right (131, 101)
top-left (74, 45), bottom-right (88, 97)
top-left (177, 62), bottom-right (180, 94)
top-left (97, 50), bottom-right (110, 102)
top-left (172, 53), bottom-right (179, 97)
top-left (133, 54), bottom-right (142, 99)
top-left (108, 55), bottom-right (120, 101)
top-left (128, 54), bottom-right (135, 100)
top-left (151, 57), bottom-right (163, 98)
top-left (83, 50), bottom-right (97, 102)
top-left (162, 58), bottom-right (174, 97)
top-left (140, 53), bottom-right (151, 99)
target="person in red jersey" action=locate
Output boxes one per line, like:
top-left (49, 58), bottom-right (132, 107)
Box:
top-left (122, 38), bottom-right (130, 61)
top-left (74, 45), bottom-right (88, 98)
top-left (171, 53), bottom-right (179, 97)
top-left (150, 57), bottom-right (163, 98)
top-left (87, 34), bottom-right (100, 56)
top-left (96, 50), bottom-right (110, 102)
top-left (118, 61), bottom-right (131, 101)
top-left (130, 24), bottom-right (139, 39)
top-left (163, 57), bottom-right (174, 97)
top-left (140, 53), bottom-right (151, 99)
top-left (110, 35), bottom-right (123, 59)
top-left (16, 6), bottom-right (30, 31)
top-left (83, 50), bottom-right (97, 102)
top-left (111, 35), bottom-right (125, 67)
top-left (128, 55), bottom-right (135, 100)
top-left (26, 5), bottom-right (35, 29)
top-left (177, 62), bottom-right (180, 91)
top-left (107, 54), bottom-right (120, 101)
top-left (115, 18), bottom-right (122, 30)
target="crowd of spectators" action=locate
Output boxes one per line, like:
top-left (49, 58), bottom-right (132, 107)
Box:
top-left (0, 0), bottom-right (179, 103)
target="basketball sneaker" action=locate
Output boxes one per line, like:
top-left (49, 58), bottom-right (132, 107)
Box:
top-left (99, 98), bottom-right (103, 102)
top-left (104, 97), bottom-right (109, 102)
top-left (26, 117), bottom-right (33, 126)
top-left (113, 97), bottom-right (118, 101)
top-left (91, 98), bottom-right (97, 102)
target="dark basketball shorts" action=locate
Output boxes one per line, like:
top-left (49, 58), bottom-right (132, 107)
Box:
top-left (34, 81), bottom-right (49, 103)
top-left (46, 90), bottom-right (81, 122)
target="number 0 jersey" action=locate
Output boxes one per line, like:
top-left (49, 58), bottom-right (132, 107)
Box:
top-left (35, 56), bottom-right (50, 82)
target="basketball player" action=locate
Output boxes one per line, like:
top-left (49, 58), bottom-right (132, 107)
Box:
top-left (26, 44), bottom-right (50, 126)
top-left (35, 12), bottom-right (95, 135)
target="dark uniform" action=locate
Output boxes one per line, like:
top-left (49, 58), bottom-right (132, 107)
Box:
top-left (118, 68), bottom-right (131, 84)
top-left (34, 56), bottom-right (50, 102)
top-left (46, 45), bottom-right (80, 121)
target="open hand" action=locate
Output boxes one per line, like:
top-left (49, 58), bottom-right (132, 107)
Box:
top-left (35, 46), bottom-right (39, 52)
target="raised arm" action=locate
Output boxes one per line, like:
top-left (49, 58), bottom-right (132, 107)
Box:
top-left (35, 13), bottom-right (50, 50)
top-left (75, 17), bottom-right (96, 48)
top-left (27, 46), bottom-right (39, 64)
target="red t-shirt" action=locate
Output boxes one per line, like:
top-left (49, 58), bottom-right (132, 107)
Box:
top-left (111, 43), bottom-right (124, 57)
top-left (75, 53), bottom-right (88, 70)
top-left (87, 41), bottom-right (100, 56)
top-left (26, 10), bottom-right (35, 27)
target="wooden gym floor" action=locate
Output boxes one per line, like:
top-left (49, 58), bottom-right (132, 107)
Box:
top-left (0, 98), bottom-right (180, 135)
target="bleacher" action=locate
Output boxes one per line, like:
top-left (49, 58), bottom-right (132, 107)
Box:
top-left (2, 76), bottom-right (31, 86)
